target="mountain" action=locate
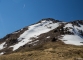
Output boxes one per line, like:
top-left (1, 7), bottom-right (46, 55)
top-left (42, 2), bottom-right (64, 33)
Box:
top-left (0, 18), bottom-right (83, 56)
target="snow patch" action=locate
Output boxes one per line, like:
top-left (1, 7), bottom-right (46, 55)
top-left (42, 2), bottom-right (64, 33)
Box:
top-left (46, 36), bottom-right (50, 38)
top-left (60, 35), bottom-right (83, 45)
top-left (0, 52), bottom-right (5, 55)
top-left (28, 40), bottom-right (39, 44)
top-left (0, 42), bottom-right (6, 50)
top-left (64, 23), bottom-right (73, 28)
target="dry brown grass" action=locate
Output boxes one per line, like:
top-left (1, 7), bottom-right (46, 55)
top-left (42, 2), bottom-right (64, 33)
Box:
top-left (0, 41), bottom-right (83, 60)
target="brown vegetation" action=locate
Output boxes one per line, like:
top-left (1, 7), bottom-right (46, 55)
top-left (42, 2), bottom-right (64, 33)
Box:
top-left (0, 41), bottom-right (83, 60)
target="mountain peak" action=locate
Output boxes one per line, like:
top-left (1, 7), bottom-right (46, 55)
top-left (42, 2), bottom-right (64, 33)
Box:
top-left (38, 18), bottom-right (62, 23)
top-left (0, 18), bottom-right (83, 55)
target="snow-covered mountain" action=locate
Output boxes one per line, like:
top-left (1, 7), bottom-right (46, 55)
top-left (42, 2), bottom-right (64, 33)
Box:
top-left (0, 18), bottom-right (83, 55)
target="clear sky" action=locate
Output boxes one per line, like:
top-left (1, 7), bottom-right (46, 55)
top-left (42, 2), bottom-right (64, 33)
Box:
top-left (0, 0), bottom-right (83, 38)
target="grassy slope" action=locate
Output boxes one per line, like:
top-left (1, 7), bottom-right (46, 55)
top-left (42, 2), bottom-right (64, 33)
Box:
top-left (0, 41), bottom-right (83, 60)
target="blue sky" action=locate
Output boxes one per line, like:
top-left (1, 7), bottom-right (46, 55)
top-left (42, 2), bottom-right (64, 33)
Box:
top-left (0, 0), bottom-right (83, 38)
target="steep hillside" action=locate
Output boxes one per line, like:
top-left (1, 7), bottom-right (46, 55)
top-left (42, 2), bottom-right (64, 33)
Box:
top-left (0, 18), bottom-right (83, 56)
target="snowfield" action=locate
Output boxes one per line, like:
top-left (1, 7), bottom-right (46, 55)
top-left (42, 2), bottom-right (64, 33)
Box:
top-left (10, 20), bottom-right (60, 51)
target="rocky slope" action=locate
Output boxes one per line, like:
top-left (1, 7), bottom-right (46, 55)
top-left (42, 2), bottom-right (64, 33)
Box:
top-left (0, 18), bottom-right (83, 55)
